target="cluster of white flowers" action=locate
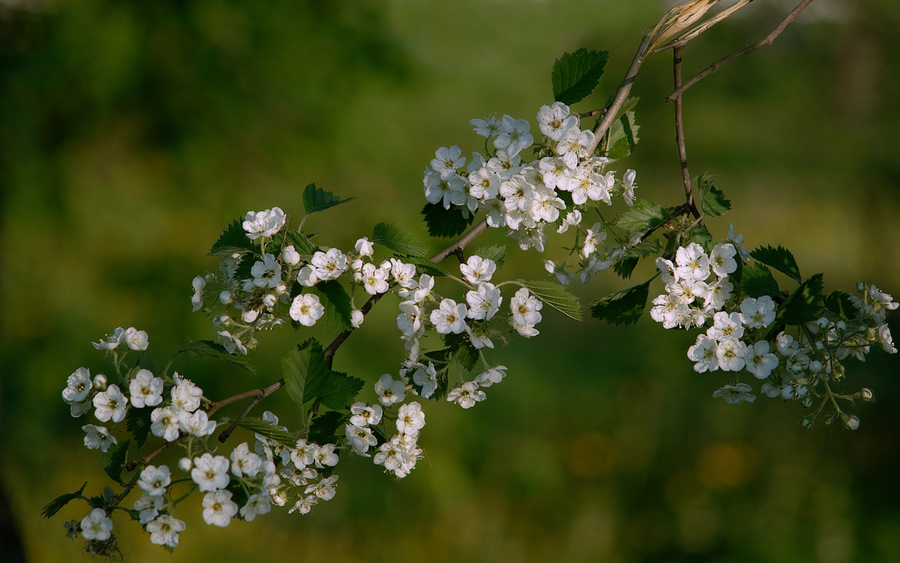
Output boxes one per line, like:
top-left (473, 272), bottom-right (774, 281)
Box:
top-left (423, 102), bottom-right (636, 279)
top-left (651, 239), bottom-right (897, 424)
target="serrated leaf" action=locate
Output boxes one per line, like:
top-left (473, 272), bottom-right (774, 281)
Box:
top-left (126, 406), bottom-right (153, 449)
top-left (281, 339), bottom-right (328, 410)
top-left (697, 174), bottom-right (731, 217)
top-left (617, 199), bottom-right (671, 232)
top-left (552, 48), bottom-right (609, 106)
top-left (316, 372), bottom-right (364, 411)
top-left (42, 482), bottom-right (87, 518)
top-left (751, 245), bottom-right (801, 282)
top-left (522, 280), bottom-right (582, 321)
top-left (614, 257), bottom-right (639, 279)
top-left (779, 273), bottom-right (824, 326)
top-left (472, 244), bottom-right (506, 269)
top-left (302, 183), bottom-right (354, 215)
top-left (311, 280), bottom-right (353, 331)
top-left (103, 440), bottom-right (129, 484)
top-left (372, 222), bottom-right (429, 257)
top-left (824, 290), bottom-right (860, 319)
top-left (629, 238), bottom-right (663, 258)
top-left (226, 417), bottom-right (299, 448)
top-left (607, 137), bottom-right (632, 160)
top-left (180, 340), bottom-right (256, 375)
top-left (686, 223), bottom-right (714, 251)
top-left (422, 203), bottom-right (475, 238)
top-left (308, 411), bottom-right (349, 444)
top-left (443, 332), bottom-right (479, 373)
top-left (285, 230), bottom-right (316, 255)
top-left (741, 263), bottom-right (781, 298)
top-left (590, 279), bottom-right (651, 326)
top-left (209, 219), bottom-right (256, 257)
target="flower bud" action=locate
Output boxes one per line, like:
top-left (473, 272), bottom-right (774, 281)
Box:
top-left (860, 388), bottom-right (874, 402)
top-left (351, 309), bottom-right (364, 329)
top-left (242, 308), bottom-right (260, 323)
top-left (93, 374), bottom-right (107, 390)
top-left (801, 417), bottom-right (814, 430)
top-left (219, 291), bottom-right (232, 305)
top-left (178, 457), bottom-right (192, 472)
top-left (842, 415), bottom-right (860, 431)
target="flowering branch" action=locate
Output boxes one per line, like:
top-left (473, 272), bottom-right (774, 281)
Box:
top-left (672, 46), bottom-right (699, 219)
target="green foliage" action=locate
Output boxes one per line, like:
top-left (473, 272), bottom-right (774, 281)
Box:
top-left (285, 230), bottom-right (317, 256)
top-left (685, 223), bottom-right (714, 251)
top-left (472, 244), bottom-right (507, 269)
top-left (521, 280), bottom-right (582, 320)
top-left (302, 183), bottom-right (354, 215)
top-left (371, 222), bottom-right (429, 257)
top-left (616, 199), bottom-right (670, 232)
top-left (314, 371), bottom-right (365, 411)
top-left (226, 418), bottom-right (298, 448)
top-left (42, 482), bottom-right (87, 519)
top-left (606, 100), bottom-right (640, 159)
top-left (590, 279), bottom-right (651, 326)
top-left (778, 273), bottom-right (824, 326)
top-left (614, 257), bottom-right (639, 279)
top-left (281, 339), bottom-right (363, 413)
top-left (209, 219), bottom-right (255, 257)
top-left (103, 440), bottom-right (129, 485)
top-left (310, 280), bottom-right (354, 331)
top-left (551, 48), bottom-right (609, 105)
top-left (697, 174), bottom-right (731, 217)
top-left (422, 203), bottom-right (476, 238)
top-left (751, 245), bottom-right (802, 282)
top-left (308, 411), bottom-right (349, 445)
top-left (741, 263), bottom-right (781, 298)
top-left (126, 406), bottom-right (153, 449)
top-left (180, 340), bottom-right (257, 375)
top-left (824, 290), bottom-right (859, 319)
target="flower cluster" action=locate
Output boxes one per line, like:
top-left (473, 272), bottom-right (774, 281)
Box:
top-left (423, 102), bottom-right (636, 277)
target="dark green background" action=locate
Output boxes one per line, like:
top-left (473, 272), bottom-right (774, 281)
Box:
top-left (2, 1), bottom-right (899, 561)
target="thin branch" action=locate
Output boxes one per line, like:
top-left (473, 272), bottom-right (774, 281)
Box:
top-left (673, 47), bottom-right (699, 218)
top-left (585, 34), bottom-right (652, 155)
top-left (666, 0), bottom-right (817, 101)
top-left (430, 219), bottom-right (487, 263)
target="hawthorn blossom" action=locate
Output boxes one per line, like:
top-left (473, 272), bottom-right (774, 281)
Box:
top-left (475, 365), bottom-right (507, 387)
top-left (289, 294), bottom-right (325, 327)
top-left (82, 424), bottom-right (117, 452)
top-left (713, 383), bottom-right (756, 404)
top-left (349, 403), bottom-right (383, 428)
top-left (240, 493), bottom-right (272, 522)
top-left (63, 367), bottom-right (93, 404)
top-left (147, 514), bottom-right (185, 548)
top-left (306, 475), bottom-right (339, 501)
top-left (744, 340), bottom-right (779, 379)
top-left (129, 369), bottom-right (163, 408)
top-left (430, 299), bottom-right (468, 334)
top-left (675, 243), bottom-right (711, 282)
top-left (93, 384), bottom-right (128, 423)
top-left (447, 381), bottom-right (486, 409)
top-left (510, 288), bottom-right (542, 327)
top-left (242, 207), bottom-right (286, 240)
top-left (192, 453), bottom-right (230, 492)
top-left (361, 263), bottom-right (390, 295)
top-left (375, 374), bottom-right (406, 406)
top-left (709, 243), bottom-right (737, 278)
top-left (138, 465), bottom-right (171, 497)
top-left (412, 362), bottom-right (438, 398)
top-left (150, 407), bottom-right (181, 442)
top-left (466, 283), bottom-right (502, 320)
top-left (537, 102), bottom-right (577, 141)
top-left (740, 296), bottom-right (777, 329)
top-left (134, 493), bottom-right (163, 524)
top-left (192, 276), bottom-right (206, 311)
top-left (92, 327), bottom-right (125, 350)
top-left (355, 237), bottom-right (374, 257)
top-left (171, 375), bottom-right (203, 413)
top-left (493, 115), bottom-right (533, 157)
top-left (687, 335), bottom-right (719, 373)
top-left (179, 409), bottom-right (216, 437)
top-left (311, 248), bottom-right (348, 281)
top-left (716, 338), bottom-right (748, 372)
top-left (345, 424), bottom-right (377, 456)
top-left (123, 327), bottom-right (149, 351)
top-left (80, 508), bottom-right (113, 541)
top-left (202, 490), bottom-right (238, 527)
top-left (460, 256), bottom-right (497, 284)
top-left (396, 402), bottom-right (426, 437)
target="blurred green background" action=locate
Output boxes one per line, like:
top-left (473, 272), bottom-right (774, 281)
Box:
top-left (2, 0), bottom-right (899, 561)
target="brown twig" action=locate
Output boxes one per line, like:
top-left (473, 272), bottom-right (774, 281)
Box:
top-left (585, 35), bottom-right (652, 155)
top-left (672, 47), bottom-right (699, 219)
top-left (666, 0), bottom-right (817, 101)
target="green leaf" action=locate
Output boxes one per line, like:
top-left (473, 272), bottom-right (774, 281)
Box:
top-left (281, 339), bottom-right (328, 410)
top-left (285, 230), bottom-right (316, 256)
top-left (824, 290), bottom-right (860, 319)
top-left (613, 257), bottom-right (639, 279)
top-left (311, 280), bottom-right (353, 331)
top-left (209, 219), bottom-right (255, 257)
top-left (552, 48), bottom-right (609, 106)
top-left (443, 332), bottom-right (479, 373)
top-left (779, 273), bottom-right (824, 326)
top-left (126, 405), bottom-right (153, 449)
top-left (308, 411), bottom-right (349, 445)
top-left (180, 340), bottom-right (256, 375)
top-left (521, 280), bottom-right (582, 321)
top-left (315, 371), bottom-right (364, 410)
top-left (103, 440), bottom-right (129, 484)
top-left (686, 223), bottom-right (714, 251)
top-left (590, 279), bottom-right (651, 326)
top-left (422, 203), bottom-right (475, 238)
top-left (371, 222), bottom-right (429, 257)
top-left (226, 417), bottom-right (298, 448)
top-left (616, 199), bottom-right (671, 232)
top-left (472, 244), bottom-right (506, 269)
top-left (697, 174), bottom-right (731, 217)
top-left (741, 263), bottom-right (781, 298)
top-left (402, 256), bottom-right (450, 278)
top-left (42, 482), bottom-right (87, 518)
top-left (751, 245), bottom-right (802, 282)
top-left (606, 105), bottom-right (639, 159)
top-left (302, 183), bottom-right (354, 215)
top-left (628, 238), bottom-right (663, 259)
